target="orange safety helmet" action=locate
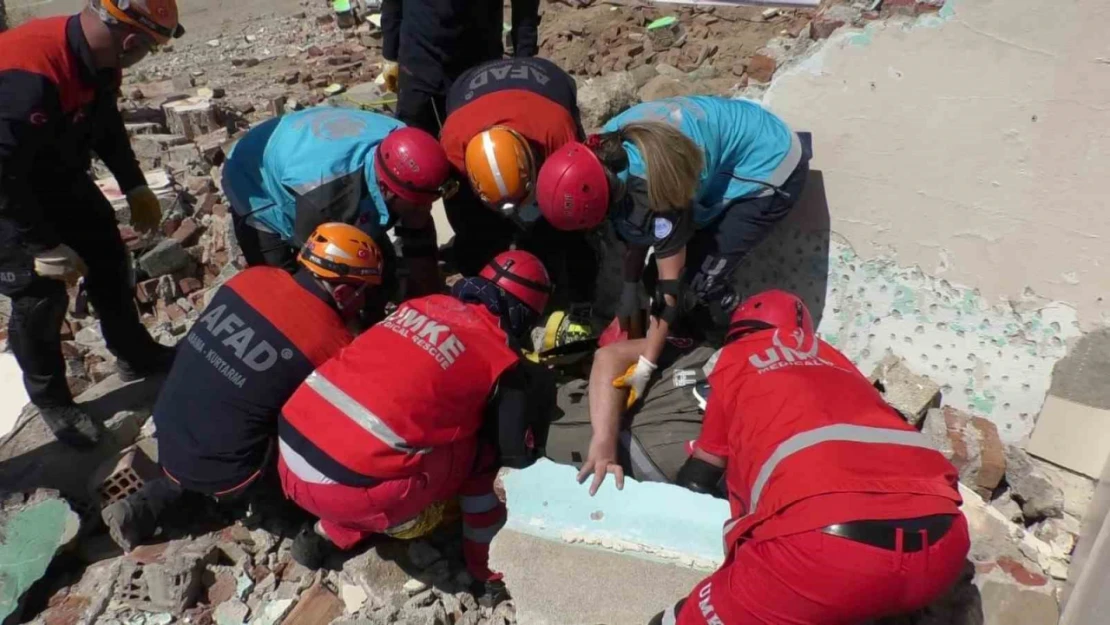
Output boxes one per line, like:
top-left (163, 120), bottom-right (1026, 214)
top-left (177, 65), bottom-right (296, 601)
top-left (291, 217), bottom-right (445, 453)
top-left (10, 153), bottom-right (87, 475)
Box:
top-left (297, 223), bottom-right (384, 287)
top-left (97, 0), bottom-right (184, 45)
top-left (464, 126), bottom-right (536, 216)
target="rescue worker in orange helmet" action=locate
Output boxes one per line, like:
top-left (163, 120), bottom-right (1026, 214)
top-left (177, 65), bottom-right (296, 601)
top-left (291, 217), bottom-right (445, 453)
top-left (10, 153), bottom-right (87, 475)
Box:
top-left (438, 57), bottom-right (597, 306)
top-left (583, 290), bottom-right (970, 625)
top-left (101, 224), bottom-right (383, 551)
top-left (278, 250), bottom-right (556, 602)
top-left (223, 108), bottom-right (455, 299)
top-left (536, 96), bottom-right (812, 410)
top-left (0, 0), bottom-right (184, 448)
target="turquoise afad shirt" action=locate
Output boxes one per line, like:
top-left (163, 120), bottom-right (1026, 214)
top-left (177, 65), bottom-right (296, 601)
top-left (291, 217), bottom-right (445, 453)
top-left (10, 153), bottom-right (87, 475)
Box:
top-left (223, 107), bottom-right (404, 241)
top-left (602, 96), bottom-right (801, 227)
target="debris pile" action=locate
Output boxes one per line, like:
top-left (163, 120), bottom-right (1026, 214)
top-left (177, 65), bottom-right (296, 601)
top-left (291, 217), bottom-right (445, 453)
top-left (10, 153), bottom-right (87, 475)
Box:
top-left (872, 356), bottom-right (1095, 623)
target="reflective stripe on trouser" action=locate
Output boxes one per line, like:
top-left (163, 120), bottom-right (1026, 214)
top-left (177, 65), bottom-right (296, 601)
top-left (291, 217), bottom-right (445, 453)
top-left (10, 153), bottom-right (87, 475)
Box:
top-left (463, 519), bottom-right (505, 544)
top-left (304, 371), bottom-right (431, 455)
top-left (722, 424), bottom-right (936, 544)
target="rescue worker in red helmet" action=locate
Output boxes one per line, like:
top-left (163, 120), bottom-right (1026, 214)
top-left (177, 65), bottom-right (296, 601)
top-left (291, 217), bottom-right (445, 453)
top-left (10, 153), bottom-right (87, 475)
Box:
top-left (0, 0), bottom-right (184, 448)
top-left (278, 250), bottom-right (556, 597)
top-left (584, 290), bottom-right (970, 625)
top-left (101, 224), bottom-right (383, 551)
top-left (536, 97), bottom-right (812, 409)
top-left (222, 107), bottom-right (456, 298)
top-left (438, 57), bottom-right (597, 306)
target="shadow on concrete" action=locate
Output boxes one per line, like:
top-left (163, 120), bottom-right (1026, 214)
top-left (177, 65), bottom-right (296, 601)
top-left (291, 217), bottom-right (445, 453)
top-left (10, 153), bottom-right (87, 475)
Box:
top-left (0, 374), bottom-right (165, 514)
top-left (322, 522), bottom-right (476, 595)
top-left (730, 169), bottom-right (832, 329)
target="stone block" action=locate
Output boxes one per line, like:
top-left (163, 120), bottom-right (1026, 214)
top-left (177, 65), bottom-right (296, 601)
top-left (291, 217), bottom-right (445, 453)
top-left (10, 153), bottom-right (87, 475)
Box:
top-left (922, 406), bottom-right (1006, 499)
top-left (283, 583), bottom-right (343, 625)
top-left (980, 581), bottom-right (1058, 625)
top-left (1005, 445), bottom-right (1064, 521)
top-left (90, 445), bottom-right (161, 507)
top-left (340, 543), bottom-right (413, 609)
top-left (576, 71), bottom-right (638, 131)
top-left (869, 354), bottom-right (942, 426)
top-left (0, 490), bottom-right (81, 624)
top-left (132, 134), bottom-right (191, 160)
top-left (164, 97), bottom-right (221, 140)
top-left (637, 74), bottom-right (694, 103)
top-left (140, 239), bottom-right (191, 278)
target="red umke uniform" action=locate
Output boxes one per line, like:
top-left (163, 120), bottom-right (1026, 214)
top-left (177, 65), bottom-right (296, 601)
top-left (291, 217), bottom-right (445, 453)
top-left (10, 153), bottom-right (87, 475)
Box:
top-left (279, 295), bottom-right (520, 580)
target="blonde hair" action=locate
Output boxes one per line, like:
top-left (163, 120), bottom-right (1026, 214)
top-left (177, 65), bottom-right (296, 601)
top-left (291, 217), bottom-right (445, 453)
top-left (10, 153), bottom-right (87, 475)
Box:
top-left (594, 121), bottom-right (703, 212)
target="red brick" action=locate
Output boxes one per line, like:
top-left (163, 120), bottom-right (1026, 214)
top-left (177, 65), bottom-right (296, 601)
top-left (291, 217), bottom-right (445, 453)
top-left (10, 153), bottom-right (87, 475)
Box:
top-left (212, 203), bottom-right (229, 218)
top-left (282, 584), bottom-right (343, 625)
top-left (59, 319), bottom-right (75, 341)
top-left (172, 218), bottom-right (201, 247)
top-left (179, 277), bottom-right (203, 295)
top-left (747, 54), bottom-right (777, 83)
top-left (810, 15), bottom-right (846, 39)
top-left (204, 568), bottom-right (238, 606)
top-left (164, 303), bottom-right (187, 323)
top-left (136, 278), bottom-right (161, 304)
top-left (306, 45), bottom-right (325, 57)
top-left (161, 217), bottom-right (183, 238)
top-left (997, 556), bottom-right (1048, 587)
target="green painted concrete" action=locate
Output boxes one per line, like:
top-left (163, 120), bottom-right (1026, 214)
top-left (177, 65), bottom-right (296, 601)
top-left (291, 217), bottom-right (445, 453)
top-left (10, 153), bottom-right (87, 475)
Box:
top-left (0, 497), bottom-right (79, 623)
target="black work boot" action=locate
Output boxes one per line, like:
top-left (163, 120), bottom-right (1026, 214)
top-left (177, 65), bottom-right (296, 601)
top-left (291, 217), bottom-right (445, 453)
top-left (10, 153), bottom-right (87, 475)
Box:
top-left (39, 404), bottom-right (101, 449)
top-left (291, 522), bottom-right (338, 570)
top-left (102, 497), bottom-right (150, 551)
top-left (117, 344), bottom-right (177, 382)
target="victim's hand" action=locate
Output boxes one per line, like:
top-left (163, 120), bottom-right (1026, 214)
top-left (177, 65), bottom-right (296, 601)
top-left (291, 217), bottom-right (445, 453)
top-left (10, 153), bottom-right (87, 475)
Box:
top-left (576, 438), bottom-right (625, 496)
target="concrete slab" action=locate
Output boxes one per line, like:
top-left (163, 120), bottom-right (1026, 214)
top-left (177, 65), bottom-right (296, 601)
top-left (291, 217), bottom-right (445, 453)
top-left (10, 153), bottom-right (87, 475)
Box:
top-left (0, 354), bottom-right (29, 439)
top-left (0, 374), bottom-right (164, 509)
top-left (491, 529), bottom-right (707, 625)
top-left (0, 490), bottom-right (81, 624)
top-left (1027, 395), bottom-right (1110, 479)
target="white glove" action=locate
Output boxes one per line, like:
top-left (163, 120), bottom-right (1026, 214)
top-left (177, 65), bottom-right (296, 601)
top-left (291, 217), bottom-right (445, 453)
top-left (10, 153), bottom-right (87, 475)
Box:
top-left (613, 355), bottom-right (658, 409)
top-left (33, 244), bottom-right (87, 281)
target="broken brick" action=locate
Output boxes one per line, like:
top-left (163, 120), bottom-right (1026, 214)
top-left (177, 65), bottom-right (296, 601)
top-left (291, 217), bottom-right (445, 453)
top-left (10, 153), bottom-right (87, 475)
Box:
top-left (179, 277), bottom-right (203, 296)
top-left (212, 203), bottom-right (229, 218)
top-left (195, 193), bottom-right (218, 216)
top-left (95, 447), bottom-right (162, 507)
top-left (306, 45), bottom-right (325, 57)
top-left (996, 556), bottom-right (1048, 587)
top-left (282, 583), bottom-right (343, 625)
top-left (810, 14), bottom-right (846, 39)
top-left (171, 218), bottom-right (202, 247)
top-left (164, 304), bottom-right (187, 323)
top-left (746, 54), bottom-right (777, 83)
top-left (161, 217), bottom-right (183, 238)
top-left (59, 319), bottom-right (75, 342)
top-left (922, 407), bottom-right (1006, 500)
top-left (137, 278), bottom-right (161, 304)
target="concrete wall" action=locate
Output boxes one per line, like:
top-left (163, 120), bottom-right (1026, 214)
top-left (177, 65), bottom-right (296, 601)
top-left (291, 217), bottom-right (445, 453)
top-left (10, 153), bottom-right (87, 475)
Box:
top-left (750, 0), bottom-right (1110, 443)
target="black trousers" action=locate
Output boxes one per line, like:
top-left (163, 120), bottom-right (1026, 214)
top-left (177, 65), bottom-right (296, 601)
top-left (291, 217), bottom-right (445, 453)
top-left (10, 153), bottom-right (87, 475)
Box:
top-left (444, 185), bottom-right (599, 308)
top-left (0, 177), bottom-right (163, 408)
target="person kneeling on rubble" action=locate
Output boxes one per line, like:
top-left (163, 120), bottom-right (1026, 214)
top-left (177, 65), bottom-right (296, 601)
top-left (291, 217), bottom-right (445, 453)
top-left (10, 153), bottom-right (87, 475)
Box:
top-left (278, 250), bottom-right (556, 597)
top-left (222, 107), bottom-right (456, 298)
top-left (101, 224), bottom-right (384, 551)
top-left (585, 290), bottom-right (971, 625)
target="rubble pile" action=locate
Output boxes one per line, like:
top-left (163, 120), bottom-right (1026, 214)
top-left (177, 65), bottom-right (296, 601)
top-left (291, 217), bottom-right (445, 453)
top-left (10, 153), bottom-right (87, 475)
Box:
top-left (872, 356), bottom-right (1095, 623)
top-left (28, 519), bottom-right (511, 625)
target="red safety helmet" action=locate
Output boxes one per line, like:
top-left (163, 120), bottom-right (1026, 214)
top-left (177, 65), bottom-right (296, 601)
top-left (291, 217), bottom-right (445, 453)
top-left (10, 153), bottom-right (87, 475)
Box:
top-left (536, 142), bottom-right (610, 231)
top-left (375, 128), bottom-right (456, 205)
top-left (479, 250), bottom-right (553, 314)
top-left (727, 290), bottom-right (814, 343)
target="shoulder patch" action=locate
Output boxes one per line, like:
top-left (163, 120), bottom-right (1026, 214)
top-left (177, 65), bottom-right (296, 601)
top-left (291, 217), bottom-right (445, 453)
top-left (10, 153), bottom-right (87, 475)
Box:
top-left (653, 217), bottom-right (674, 239)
